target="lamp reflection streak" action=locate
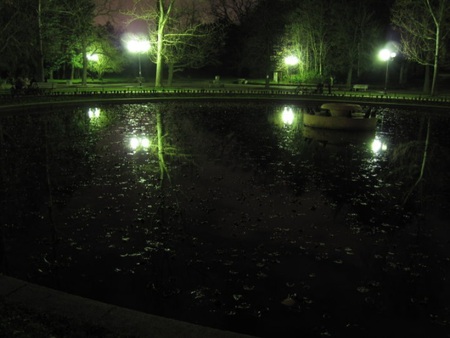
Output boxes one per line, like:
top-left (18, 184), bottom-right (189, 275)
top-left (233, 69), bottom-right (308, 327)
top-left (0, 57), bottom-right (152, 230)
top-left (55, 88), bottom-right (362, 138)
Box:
top-left (129, 136), bottom-right (151, 151)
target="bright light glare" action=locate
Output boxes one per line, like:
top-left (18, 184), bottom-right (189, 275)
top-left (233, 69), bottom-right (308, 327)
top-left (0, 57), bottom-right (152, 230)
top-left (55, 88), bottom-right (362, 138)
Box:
top-left (126, 38), bottom-right (151, 54)
top-left (141, 137), bottom-right (150, 149)
top-left (285, 55), bottom-right (299, 66)
top-left (87, 53), bottom-right (99, 62)
top-left (129, 136), bottom-right (151, 151)
top-left (88, 107), bottom-right (101, 118)
top-left (378, 49), bottom-right (396, 61)
top-left (130, 137), bottom-right (140, 150)
top-left (371, 139), bottom-right (382, 153)
top-left (281, 107), bottom-right (295, 125)
top-left (371, 138), bottom-right (388, 154)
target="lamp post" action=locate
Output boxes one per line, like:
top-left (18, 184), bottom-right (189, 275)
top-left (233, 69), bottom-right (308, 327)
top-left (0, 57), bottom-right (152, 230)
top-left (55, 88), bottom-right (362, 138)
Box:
top-left (284, 55), bottom-right (299, 82)
top-left (126, 37), bottom-right (151, 86)
top-left (378, 49), bottom-right (396, 94)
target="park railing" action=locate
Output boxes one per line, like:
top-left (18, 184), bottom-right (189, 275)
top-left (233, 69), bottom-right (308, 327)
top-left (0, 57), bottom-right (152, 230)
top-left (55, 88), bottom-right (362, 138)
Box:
top-left (1, 86), bottom-right (450, 109)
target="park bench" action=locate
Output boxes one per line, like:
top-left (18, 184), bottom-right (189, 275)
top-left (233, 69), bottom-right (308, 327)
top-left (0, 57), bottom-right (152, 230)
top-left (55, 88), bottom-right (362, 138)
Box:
top-left (352, 84), bottom-right (368, 91)
top-left (10, 81), bottom-right (58, 96)
top-left (234, 78), bottom-right (248, 84)
top-left (34, 82), bottom-right (58, 94)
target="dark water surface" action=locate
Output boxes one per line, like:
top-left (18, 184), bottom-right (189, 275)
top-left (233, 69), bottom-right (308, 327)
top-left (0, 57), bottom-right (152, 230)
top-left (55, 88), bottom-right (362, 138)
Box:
top-left (1, 101), bottom-right (450, 337)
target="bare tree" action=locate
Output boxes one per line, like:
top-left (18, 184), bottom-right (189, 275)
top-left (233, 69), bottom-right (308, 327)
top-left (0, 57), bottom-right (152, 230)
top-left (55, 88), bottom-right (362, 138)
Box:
top-left (126, 0), bottom-right (175, 87)
top-left (0, 0), bottom-right (37, 77)
top-left (391, 0), bottom-right (450, 95)
top-left (126, 0), bottom-right (215, 87)
top-left (282, 0), bottom-right (329, 81)
top-left (330, 0), bottom-right (379, 88)
top-left (208, 0), bottom-right (257, 25)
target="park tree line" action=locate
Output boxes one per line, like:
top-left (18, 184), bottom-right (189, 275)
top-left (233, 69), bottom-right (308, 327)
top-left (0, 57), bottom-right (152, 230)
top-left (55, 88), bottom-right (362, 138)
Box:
top-left (1, 0), bottom-right (449, 93)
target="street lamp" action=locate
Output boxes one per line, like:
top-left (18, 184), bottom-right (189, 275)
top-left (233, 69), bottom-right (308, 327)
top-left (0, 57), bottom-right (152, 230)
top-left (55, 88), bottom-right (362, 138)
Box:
top-left (378, 48), bottom-right (396, 94)
top-left (87, 53), bottom-right (99, 62)
top-left (284, 55), bottom-right (299, 82)
top-left (126, 37), bottom-right (151, 86)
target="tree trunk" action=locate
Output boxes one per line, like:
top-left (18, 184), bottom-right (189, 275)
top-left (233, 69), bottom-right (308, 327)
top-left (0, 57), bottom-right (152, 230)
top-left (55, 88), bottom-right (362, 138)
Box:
top-left (155, 0), bottom-right (173, 88)
top-left (167, 63), bottom-right (174, 86)
top-left (82, 43), bottom-right (88, 86)
top-left (399, 61), bottom-right (407, 85)
top-left (37, 0), bottom-right (45, 82)
top-left (71, 63), bottom-right (75, 81)
top-left (346, 67), bottom-right (353, 89)
top-left (423, 64), bottom-right (431, 94)
top-left (155, 28), bottom-right (164, 87)
top-left (430, 26), bottom-right (440, 96)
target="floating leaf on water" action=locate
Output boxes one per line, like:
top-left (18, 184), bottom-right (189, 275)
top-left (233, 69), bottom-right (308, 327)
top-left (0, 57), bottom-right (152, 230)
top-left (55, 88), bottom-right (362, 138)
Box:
top-left (357, 286), bottom-right (370, 293)
top-left (233, 294), bottom-right (243, 301)
top-left (131, 252), bottom-right (143, 257)
top-left (191, 289), bottom-right (205, 300)
top-left (281, 297), bottom-right (296, 307)
top-left (257, 272), bottom-right (267, 279)
top-left (368, 280), bottom-right (380, 287)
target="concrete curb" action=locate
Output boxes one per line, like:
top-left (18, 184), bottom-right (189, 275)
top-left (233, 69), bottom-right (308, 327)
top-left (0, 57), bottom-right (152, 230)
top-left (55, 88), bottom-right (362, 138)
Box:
top-left (0, 275), bottom-right (256, 338)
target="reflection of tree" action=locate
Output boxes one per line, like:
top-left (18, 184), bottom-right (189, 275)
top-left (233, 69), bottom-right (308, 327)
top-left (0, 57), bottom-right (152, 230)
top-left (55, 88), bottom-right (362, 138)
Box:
top-left (156, 110), bottom-right (170, 184)
top-left (388, 117), bottom-right (450, 211)
top-left (0, 121), bottom-right (7, 271)
top-left (0, 108), bottom-right (109, 273)
top-left (391, 0), bottom-right (450, 95)
top-left (43, 117), bottom-right (57, 262)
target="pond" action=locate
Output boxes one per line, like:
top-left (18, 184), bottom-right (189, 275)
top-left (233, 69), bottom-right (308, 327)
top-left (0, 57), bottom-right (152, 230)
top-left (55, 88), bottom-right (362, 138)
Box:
top-left (1, 101), bottom-right (449, 337)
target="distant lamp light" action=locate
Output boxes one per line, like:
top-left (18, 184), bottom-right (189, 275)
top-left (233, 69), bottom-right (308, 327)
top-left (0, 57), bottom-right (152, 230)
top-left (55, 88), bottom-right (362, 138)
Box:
top-left (378, 49), bottom-right (396, 61)
top-left (87, 53), bottom-right (99, 62)
top-left (284, 55), bottom-right (299, 81)
top-left (284, 55), bottom-right (299, 66)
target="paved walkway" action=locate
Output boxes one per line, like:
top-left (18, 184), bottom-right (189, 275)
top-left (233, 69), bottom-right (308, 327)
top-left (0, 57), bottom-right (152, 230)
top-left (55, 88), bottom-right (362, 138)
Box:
top-left (0, 275), bottom-right (255, 338)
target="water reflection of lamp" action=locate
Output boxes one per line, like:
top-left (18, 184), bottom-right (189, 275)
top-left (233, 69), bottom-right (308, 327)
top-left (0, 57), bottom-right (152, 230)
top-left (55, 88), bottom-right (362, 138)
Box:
top-left (281, 106), bottom-right (295, 125)
top-left (371, 137), bottom-right (388, 154)
top-left (88, 107), bottom-right (101, 118)
top-left (129, 136), bottom-right (151, 151)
